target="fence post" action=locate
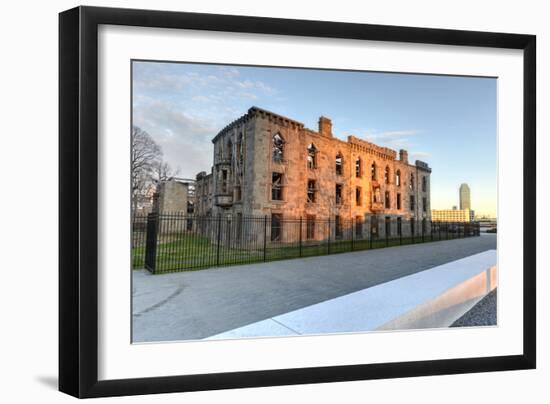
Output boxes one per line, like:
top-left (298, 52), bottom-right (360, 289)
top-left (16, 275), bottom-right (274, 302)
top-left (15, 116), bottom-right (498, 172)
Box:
top-left (327, 217), bottom-right (331, 254)
top-left (216, 214), bottom-right (222, 267)
top-left (299, 217), bottom-right (303, 257)
top-left (144, 212), bottom-right (158, 274)
top-left (263, 215), bottom-right (267, 262)
top-left (422, 220), bottom-right (425, 243)
top-left (369, 219), bottom-right (373, 249)
top-left (351, 219), bottom-right (354, 251)
top-left (227, 217), bottom-right (232, 246)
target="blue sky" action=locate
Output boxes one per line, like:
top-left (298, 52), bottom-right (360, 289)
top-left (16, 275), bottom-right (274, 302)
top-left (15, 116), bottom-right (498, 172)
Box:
top-left (133, 61), bottom-right (497, 217)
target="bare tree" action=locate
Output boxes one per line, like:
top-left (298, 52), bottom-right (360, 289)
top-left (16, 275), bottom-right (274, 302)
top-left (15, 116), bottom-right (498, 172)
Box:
top-left (152, 160), bottom-right (180, 183)
top-left (131, 126), bottom-right (162, 212)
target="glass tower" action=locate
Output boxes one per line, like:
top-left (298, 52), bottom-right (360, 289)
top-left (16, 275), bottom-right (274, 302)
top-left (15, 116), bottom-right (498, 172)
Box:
top-left (459, 183), bottom-right (471, 210)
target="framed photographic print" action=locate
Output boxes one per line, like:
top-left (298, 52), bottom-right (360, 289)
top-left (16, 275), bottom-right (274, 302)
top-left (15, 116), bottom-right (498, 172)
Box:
top-left (59, 6), bottom-right (536, 398)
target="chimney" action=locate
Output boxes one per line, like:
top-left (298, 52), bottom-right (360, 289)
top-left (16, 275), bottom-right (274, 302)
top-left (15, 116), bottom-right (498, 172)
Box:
top-left (399, 149), bottom-right (408, 164)
top-left (318, 116), bottom-right (332, 137)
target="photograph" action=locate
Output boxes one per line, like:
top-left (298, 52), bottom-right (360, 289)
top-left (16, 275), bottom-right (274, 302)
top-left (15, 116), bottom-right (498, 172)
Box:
top-left (0, 0), bottom-right (542, 401)
top-left (130, 60), bottom-right (498, 343)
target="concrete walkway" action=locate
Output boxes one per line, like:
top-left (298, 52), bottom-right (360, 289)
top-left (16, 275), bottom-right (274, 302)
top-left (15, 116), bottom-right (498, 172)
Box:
top-left (133, 235), bottom-right (496, 342)
top-left (207, 250), bottom-right (496, 339)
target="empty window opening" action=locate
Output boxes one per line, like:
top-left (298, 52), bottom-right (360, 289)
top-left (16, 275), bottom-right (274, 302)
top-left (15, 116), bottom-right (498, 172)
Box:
top-left (272, 133), bottom-right (284, 162)
top-left (307, 143), bottom-right (317, 169)
top-left (335, 184), bottom-right (343, 205)
top-left (271, 172), bottom-right (283, 201)
top-left (335, 152), bottom-right (343, 175)
top-left (307, 180), bottom-right (317, 203)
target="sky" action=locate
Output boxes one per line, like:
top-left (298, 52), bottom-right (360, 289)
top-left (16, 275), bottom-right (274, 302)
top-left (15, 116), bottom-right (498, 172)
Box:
top-left (132, 61), bottom-right (497, 217)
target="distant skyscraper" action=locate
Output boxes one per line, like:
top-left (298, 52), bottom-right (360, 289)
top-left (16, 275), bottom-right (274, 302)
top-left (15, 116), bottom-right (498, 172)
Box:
top-left (459, 183), bottom-right (471, 210)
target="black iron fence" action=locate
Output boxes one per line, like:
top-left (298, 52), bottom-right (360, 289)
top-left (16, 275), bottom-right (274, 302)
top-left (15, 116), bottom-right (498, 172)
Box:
top-left (132, 213), bottom-right (481, 274)
top-left (131, 214), bottom-right (148, 268)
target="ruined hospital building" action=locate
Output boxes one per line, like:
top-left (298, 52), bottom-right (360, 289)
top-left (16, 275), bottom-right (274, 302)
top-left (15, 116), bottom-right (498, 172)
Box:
top-left (195, 106), bottom-right (432, 239)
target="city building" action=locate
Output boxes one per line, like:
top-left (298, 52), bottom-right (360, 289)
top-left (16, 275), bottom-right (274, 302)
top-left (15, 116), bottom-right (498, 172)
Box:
top-left (431, 208), bottom-right (475, 223)
top-left (431, 184), bottom-right (475, 222)
top-left (195, 106), bottom-right (432, 239)
top-left (459, 183), bottom-right (471, 210)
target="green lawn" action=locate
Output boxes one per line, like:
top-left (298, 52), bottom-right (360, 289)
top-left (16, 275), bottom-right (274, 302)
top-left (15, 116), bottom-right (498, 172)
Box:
top-left (133, 230), bottom-right (471, 274)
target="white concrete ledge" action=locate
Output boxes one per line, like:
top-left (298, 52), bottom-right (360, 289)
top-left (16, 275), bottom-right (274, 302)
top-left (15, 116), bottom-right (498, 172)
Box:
top-left (207, 250), bottom-right (497, 340)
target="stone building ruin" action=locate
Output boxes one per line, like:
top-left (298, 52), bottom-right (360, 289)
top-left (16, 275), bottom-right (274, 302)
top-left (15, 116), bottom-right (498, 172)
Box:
top-left (195, 106), bottom-right (432, 241)
top-left (153, 178), bottom-right (196, 215)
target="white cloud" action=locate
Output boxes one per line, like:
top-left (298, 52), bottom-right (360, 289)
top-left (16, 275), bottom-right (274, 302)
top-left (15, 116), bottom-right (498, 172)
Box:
top-left (132, 62), bottom-right (281, 178)
top-left (133, 99), bottom-right (218, 178)
top-left (364, 129), bottom-right (420, 142)
top-left (342, 128), bottom-right (421, 150)
top-left (410, 151), bottom-right (431, 161)
top-left (134, 63), bottom-right (276, 101)
top-left (363, 129), bottom-right (420, 141)
top-left (220, 67), bottom-right (240, 78)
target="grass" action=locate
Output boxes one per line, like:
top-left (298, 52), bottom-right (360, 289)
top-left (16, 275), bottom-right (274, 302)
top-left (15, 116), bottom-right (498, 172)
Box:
top-left (133, 230), bottom-right (473, 274)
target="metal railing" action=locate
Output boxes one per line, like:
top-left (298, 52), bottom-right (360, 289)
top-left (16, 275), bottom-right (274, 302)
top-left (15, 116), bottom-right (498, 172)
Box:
top-left (132, 213), bottom-right (481, 274)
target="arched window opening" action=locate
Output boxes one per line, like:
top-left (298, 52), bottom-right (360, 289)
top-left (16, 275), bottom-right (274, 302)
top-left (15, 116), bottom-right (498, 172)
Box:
top-left (371, 162), bottom-right (377, 180)
top-left (307, 143), bottom-right (317, 169)
top-left (384, 166), bottom-right (390, 184)
top-left (410, 173), bottom-right (415, 190)
top-left (396, 170), bottom-right (401, 187)
top-left (227, 139), bottom-right (233, 160)
top-left (307, 179), bottom-right (317, 203)
top-left (237, 133), bottom-right (243, 165)
top-left (272, 133), bottom-right (284, 163)
top-left (335, 184), bottom-right (343, 204)
top-left (335, 152), bottom-right (343, 175)
top-left (271, 172), bottom-right (283, 200)
top-left (355, 157), bottom-right (362, 178)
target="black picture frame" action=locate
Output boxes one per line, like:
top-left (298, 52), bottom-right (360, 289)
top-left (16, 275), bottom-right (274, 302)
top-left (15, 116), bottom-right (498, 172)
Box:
top-left (59, 5), bottom-right (536, 398)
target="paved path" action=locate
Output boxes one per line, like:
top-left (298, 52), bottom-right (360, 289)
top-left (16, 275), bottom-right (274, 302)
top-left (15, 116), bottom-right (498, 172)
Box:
top-left (207, 251), bottom-right (496, 339)
top-left (133, 235), bottom-right (496, 342)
